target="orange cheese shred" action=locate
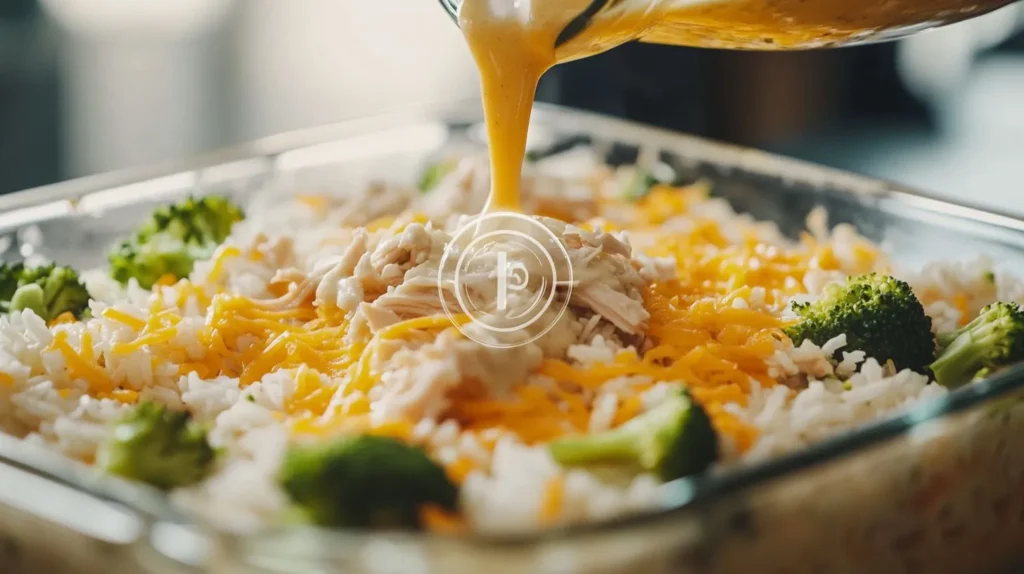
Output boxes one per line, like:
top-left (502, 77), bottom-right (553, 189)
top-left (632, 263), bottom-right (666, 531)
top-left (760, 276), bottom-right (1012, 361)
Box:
top-left (539, 475), bottom-right (565, 524)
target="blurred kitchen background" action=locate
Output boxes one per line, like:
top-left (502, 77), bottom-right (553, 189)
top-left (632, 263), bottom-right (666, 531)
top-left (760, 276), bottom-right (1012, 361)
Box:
top-left (1, 0), bottom-right (1023, 211)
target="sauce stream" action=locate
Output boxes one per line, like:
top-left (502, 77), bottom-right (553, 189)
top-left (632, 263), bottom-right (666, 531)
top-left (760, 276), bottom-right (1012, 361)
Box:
top-left (460, 1), bottom-right (659, 213)
top-left (460, 3), bottom-right (553, 212)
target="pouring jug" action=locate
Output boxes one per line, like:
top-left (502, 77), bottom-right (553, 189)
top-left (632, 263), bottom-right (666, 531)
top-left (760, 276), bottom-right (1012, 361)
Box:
top-left (438, 0), bottom-right (1019, 51)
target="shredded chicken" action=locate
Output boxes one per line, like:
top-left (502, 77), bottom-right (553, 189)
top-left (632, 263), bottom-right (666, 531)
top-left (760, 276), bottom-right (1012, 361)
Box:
top-left (373, 273), bottom-right (448, 317)
top-left (574, 283), bottom-right (649, 335)
top-left (248, 233), bottom-right (297, 270)
top-left (522, 174), bottom-right (602, 223)
top-left (256, 194), bottom-right (658, 421)
top-left (269, 268), bottom-right (305, 287)
top-left (328, 181), bottom-right (414, 228)
top-left (249, 277), bottom-right (320, 312)
top-left (368, 328), bottom-right (546, 422)
top-left (358, 302), bottom-right (402, 333)
top-left (363, 213), bottom-right (651, 338)
top-left (413, 156), bottom-right (490, 219)
top-left (248, 234), bottom-right (360, 312)
top-left (371, 224), bottom-right (433, 270)
top-left (550, 221), bottom-right (651, 335)
top-left (314, 230), bottom-right (370, 311)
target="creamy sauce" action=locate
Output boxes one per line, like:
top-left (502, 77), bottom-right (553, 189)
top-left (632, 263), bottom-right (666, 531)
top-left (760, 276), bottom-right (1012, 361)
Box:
top-left (459, 3), bottom-right (551, 212)
top-left (460, 0), bottom-right (661, 211)
top-left (459, 0), bottom-right (1013, 212)
top-left (645, 0), bottom-right (1013, 48)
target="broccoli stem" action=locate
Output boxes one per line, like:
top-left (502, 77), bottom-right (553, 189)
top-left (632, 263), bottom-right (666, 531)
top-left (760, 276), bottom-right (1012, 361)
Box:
top-left (936, 311), bottom-right (994, 353)
top-left (546, 427), bottom-right (640, 467)
top-left (930, 321), bottom-right (1003, 387)
top-left (9, 284), bottom-right (45, 316)
top-left (547, 391), bottom-right (715, 480)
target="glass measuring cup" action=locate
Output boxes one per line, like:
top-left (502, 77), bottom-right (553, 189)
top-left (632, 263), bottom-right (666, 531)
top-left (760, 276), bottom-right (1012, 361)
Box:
top-left (438, 0), bottom-right (1020, 51)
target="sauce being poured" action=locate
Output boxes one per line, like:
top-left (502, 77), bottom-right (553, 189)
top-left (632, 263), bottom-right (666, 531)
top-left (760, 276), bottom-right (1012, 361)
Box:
top-left (459, 0), bottom-right (1014, 213)
top-left (459, 0), bottom-right (661, 212)
top-left (459, 2), bottom-right (551, 213)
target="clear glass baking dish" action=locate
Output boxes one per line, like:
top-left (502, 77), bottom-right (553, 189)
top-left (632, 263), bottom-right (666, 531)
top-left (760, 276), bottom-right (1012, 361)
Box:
top-left (2, 101), bottom-right (1024, 574)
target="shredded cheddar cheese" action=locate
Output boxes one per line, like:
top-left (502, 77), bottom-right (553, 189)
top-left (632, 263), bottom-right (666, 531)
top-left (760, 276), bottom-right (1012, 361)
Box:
top-left (378, 314), bottom-right (471, 340)
top-left (102, 308), bottom-right (146, 330)
top-left (370, 419), bottom-right (415, 442)
top-left (48, 312), bottom-right (77, 327)
top-left (365, 216), bottom-right (396, 232)
top-left (111, 389), bottom-right (140, 404)
top-left (287, 367), bottom-right (335, 415)
top-left (49, 331), bottom-right (114, 395)
top-left (952, 292), bottom-right (971, 326)
top-left (612, 396), bottom-right (642, 427)
top-left (207, 245), bottom-right (242, 284)
top-left (540, 475), bottom-right (565, 524)
top-left (296, 194), bottom-right (331, 211)
top-left (445, 457), bottom-right (478, 484)
top-left (420, 504), bottom-right (468, 534)
top-left (154, 274), bottom-right (178, 288)
top-left (449, 278), bottom-right (779, 448)
top-left (347, 314), bottom-right (470, 394)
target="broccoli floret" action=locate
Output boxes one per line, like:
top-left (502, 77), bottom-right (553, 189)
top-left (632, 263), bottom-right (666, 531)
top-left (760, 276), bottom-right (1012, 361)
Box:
top-left (96, 401), bottom-right (216, 490)
top-left (623, 169), bottom-right (660, 201)
top-left (417, 160), bottom-right (456, 193)
top-left (108, 236), bottom-right (207, 290)
top-left (929, 302), bottom-right (1024, 388)
top-left (0, 263), bottom-right (90, 321)
top-left (546, 388), bottom-right (718, 481)
top-left (138, 195), bottom-right (243, 244)
top-left (0, 264), bottom-right (19, 299)
top-left (109, 195), bottom-right (244, 288)
top-left (783, 273), bottom-right (935, 373)
top-left (277, 435), bottom-right (459, 529)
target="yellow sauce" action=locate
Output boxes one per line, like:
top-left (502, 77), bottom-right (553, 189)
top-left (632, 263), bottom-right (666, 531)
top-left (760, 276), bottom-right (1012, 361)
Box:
top-left (458, 0), bottom-right (1013, 213)
top-left (644, 0), bottom-right (1014, 49)
top-left (459, 3), bottom-right (552, 212)
top-left (459, 1), bottom-right (659, 212)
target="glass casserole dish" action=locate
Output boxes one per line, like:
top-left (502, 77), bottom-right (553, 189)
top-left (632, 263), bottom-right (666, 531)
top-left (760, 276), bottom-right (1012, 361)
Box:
top-left (1, 102), bottom-right (1023, 574)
